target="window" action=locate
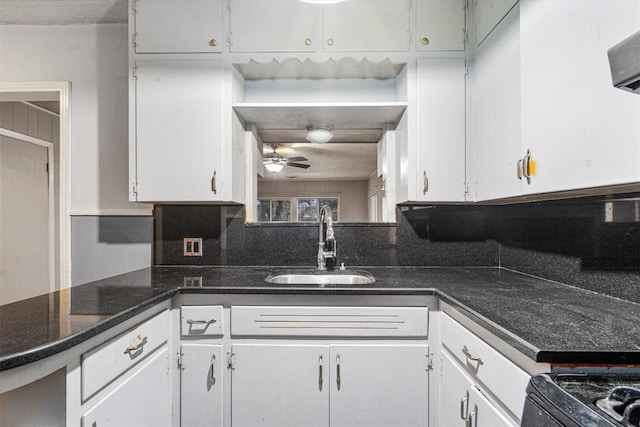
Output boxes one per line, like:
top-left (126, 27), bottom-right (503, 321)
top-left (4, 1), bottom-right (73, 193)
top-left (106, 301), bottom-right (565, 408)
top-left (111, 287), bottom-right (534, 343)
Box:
top-left (297, 198), bottom-right (339, 222)
top-left (257, 199), bottom-right (291, 222)
top-left (257, 197), bottom-right (339, 222)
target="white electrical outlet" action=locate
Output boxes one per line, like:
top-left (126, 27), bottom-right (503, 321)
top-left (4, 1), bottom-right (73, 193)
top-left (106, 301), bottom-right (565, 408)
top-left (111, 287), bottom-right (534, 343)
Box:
top-left (183, 238), bottom-right (203, 256)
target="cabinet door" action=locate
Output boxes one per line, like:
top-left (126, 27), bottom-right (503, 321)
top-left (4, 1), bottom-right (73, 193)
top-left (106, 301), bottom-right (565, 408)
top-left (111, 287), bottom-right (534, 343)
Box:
top-left (475, 0), bottom-right (518, 46)
top-left (441, 351), bottom-right (515, 427)
top-left (440, 351), bottom-right (473, 427)
top-left (468, 385), bottom-right (514, 427)
top-left (134, 60), bottom-right (222, 201)
top-left (323, 0), bottom-right (411, 52)
top-left (134, 0), bottom-right (223, 53)
top-left (180, 344), bottom-right (224, 427)
top-left (229, 0), bottom-right (317, 52)
top-left (473, 5), bottom-right (523, 201)
top-left (231, 343), bottom-right (329, 427)
top-left (416, 0), bottom-right (466, 51)
top-left (415, 58), bottom-right (467, 202)
top-left (81, 347), bottom-right (171, 427)
top-left (519, 0), bottom-right (640, 195)
top-left (329, 344), bottom-right (429, 427)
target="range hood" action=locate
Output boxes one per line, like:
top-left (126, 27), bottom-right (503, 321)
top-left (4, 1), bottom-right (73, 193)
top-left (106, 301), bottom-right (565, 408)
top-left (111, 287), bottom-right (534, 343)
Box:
top-left (608, 30), bottom-right (640, 94)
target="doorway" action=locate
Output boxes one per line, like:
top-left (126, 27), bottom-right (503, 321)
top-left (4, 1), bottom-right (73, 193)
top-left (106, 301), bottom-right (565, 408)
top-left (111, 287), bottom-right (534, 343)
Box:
top-left (0, 130), bottom-right (53, 304)
top-left (0, 82), bottom-right (70, 303)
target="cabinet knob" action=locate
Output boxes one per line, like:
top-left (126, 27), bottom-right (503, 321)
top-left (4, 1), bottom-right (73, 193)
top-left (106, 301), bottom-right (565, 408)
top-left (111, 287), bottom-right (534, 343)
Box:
top-left (327, 38), bottom-right (334, 46)
top-left (209, 38), bottom-right (217, 47)
top-left (211, 171), bottom-right (217, 194)
top-left (421, 37), bottom-right (430, 45)
top-left (305, 38), bottom-right (312, 46)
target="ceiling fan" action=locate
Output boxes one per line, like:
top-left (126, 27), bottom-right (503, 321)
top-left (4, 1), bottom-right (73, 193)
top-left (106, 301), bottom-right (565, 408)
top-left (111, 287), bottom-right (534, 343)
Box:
top-left (263, 145), bottom-right (310, 173)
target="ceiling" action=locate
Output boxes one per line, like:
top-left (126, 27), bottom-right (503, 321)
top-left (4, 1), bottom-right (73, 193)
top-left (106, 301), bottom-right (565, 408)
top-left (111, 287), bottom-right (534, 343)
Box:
top-left (261, 142), bottom-right (377, 182)
top-left (0, 0), bottom-right (127, 25)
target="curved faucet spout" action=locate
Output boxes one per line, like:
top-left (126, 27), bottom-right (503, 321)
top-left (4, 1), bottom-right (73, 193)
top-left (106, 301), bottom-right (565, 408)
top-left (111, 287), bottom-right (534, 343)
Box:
top-left (317, 205), bottom-right (337, 270)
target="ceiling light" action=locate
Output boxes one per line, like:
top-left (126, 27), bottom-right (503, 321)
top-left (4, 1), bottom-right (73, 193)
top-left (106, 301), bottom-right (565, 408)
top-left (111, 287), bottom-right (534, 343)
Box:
top-left (306, 124), bottom-right (334, 144)
top-left (263, 157), bottom-right (286, 173)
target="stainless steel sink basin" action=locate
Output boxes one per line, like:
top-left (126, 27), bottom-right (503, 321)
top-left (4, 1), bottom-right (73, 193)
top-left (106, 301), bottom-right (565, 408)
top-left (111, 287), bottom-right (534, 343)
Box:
top-left (265, 270), bottom-right (375, 285)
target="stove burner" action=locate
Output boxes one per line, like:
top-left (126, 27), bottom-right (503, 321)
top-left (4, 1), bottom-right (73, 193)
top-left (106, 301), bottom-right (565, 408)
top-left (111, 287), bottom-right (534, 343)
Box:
top-left (596, 386), bottom-right (640, 427)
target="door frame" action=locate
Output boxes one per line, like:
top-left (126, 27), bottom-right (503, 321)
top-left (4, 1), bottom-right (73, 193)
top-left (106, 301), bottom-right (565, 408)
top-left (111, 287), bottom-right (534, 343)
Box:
top-left (0, 81), bottom-right (71, 290)
top-left (0, 128), bottom-right (55, 293)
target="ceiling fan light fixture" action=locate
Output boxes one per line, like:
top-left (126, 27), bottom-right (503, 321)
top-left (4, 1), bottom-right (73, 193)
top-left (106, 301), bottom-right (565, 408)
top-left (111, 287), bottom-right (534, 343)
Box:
top-left (306, 124), bottom-right (334, 144)
top-left (264, 157), bottom-right (286, 173)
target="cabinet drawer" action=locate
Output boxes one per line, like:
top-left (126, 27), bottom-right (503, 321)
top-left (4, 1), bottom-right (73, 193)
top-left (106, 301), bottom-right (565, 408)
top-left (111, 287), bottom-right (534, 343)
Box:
top-left (231, 306), bottom-right (429, 337)
top-left (181, 305), bottom-right (224, 337)
top-left (441, 313), bottom-right (529, 419)
top-left (81, 310), bottom-right (170, 401)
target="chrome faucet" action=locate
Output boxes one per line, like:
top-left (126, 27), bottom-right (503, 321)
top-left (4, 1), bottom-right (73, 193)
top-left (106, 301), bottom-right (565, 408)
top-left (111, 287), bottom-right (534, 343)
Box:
top-left (317, 205), bottom-right (337, 270)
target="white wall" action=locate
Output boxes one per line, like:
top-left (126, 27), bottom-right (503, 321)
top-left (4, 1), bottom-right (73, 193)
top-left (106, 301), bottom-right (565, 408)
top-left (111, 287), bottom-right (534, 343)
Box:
top-left (0, 24), bottom-right (150, 215)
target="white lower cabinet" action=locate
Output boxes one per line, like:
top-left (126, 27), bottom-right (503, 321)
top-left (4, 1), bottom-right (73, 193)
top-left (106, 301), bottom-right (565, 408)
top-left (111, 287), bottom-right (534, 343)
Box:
top-left (230, 343), bottom-right (429, 427)
top-left (231, 343), bottom-right (329, 427)
top-left (440, 312), bottom-right (529, 426)
top-left (179, 343), bottom-right (224, 427)
top-left (81, 347), bottom-right (172, 427)
top-left (328, 344), bottom-right (429, 427)
top-left (440, 351), bottom-right (513, 427)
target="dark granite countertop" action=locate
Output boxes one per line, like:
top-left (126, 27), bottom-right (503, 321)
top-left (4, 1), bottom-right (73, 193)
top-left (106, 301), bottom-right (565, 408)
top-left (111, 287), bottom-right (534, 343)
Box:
top-left (1, 266), bottom-right (639, 371)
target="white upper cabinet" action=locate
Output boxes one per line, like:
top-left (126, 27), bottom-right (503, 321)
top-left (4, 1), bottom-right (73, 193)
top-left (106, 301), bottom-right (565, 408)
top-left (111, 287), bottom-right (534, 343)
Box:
top-left (229, 0), bottom-right (317, 53)
top-left (519, 0), bottom-right (640, 196)
top-left (323, 0), bottom-right (411, 52)
top-left (132, 59), bottom-right (245, 203)
top-left (473, 5), bottom-right (523, 201)
top-left (415, 0), bottom-right (467, 51)
top-left (397, 58), bottom-right (467, 203)
top-left (229, 0), bottom-right (412, 53)
top-left (132, 0), bottom-right (224, 53)
top-left (473, 0), bottom-right (640, 201)
top-left (475, 0), bottom-right (518, 46)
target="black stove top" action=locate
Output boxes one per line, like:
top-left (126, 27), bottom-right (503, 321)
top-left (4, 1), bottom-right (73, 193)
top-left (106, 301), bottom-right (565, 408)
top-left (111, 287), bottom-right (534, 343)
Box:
top-left (523, 368), bottom-right (640, 427)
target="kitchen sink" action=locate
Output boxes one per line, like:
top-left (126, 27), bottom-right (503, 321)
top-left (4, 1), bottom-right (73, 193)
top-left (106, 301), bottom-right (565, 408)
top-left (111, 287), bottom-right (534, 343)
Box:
top-left (265, 270), bottom-right (375, 285)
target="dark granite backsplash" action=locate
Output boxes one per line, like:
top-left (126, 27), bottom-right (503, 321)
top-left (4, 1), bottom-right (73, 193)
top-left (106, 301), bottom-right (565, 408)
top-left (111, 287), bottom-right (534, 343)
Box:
top-left (154, 205), bottom-right (499, 267)
top-left (154, 195), bottom-right (639, 302)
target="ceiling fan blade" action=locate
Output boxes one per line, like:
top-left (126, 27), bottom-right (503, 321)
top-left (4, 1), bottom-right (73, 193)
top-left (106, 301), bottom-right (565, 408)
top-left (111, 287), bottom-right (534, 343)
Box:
top-left (285, 156), bottom-right (308, 162)
top-left (287, 162), bottom-right (311, 169)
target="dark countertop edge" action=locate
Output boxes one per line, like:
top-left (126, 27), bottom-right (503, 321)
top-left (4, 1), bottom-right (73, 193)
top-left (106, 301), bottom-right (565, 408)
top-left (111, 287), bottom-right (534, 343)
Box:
top-left (2, 284), bottom-right (639, 371)
top-left (0, 291), bottom-right (177, 371)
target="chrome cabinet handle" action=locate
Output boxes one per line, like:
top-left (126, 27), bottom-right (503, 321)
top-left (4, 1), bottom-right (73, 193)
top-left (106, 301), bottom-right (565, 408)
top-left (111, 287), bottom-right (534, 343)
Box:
top-left (336, 354), bottom-right (341, 391)
top-left (318, 355), bottom-right (324, 391)
top-left (209, 354), bottom-right (216, 386)
top-left (124, 336), bottom-right (148, 358)
top-left (186, 319), bottom-right (217, 325)
top-left (423, 170), bottom-right (429, 194)
top-left (462, 345), bottom-right (483, 365)
top-left (466, 404), bottom-right (478, 427)
top-left (460, 390), bottom-right (469, 421)
top-left (517, 158), bottom-right (523, 180)
top-left (211, 170), bottom-right (217, 194)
